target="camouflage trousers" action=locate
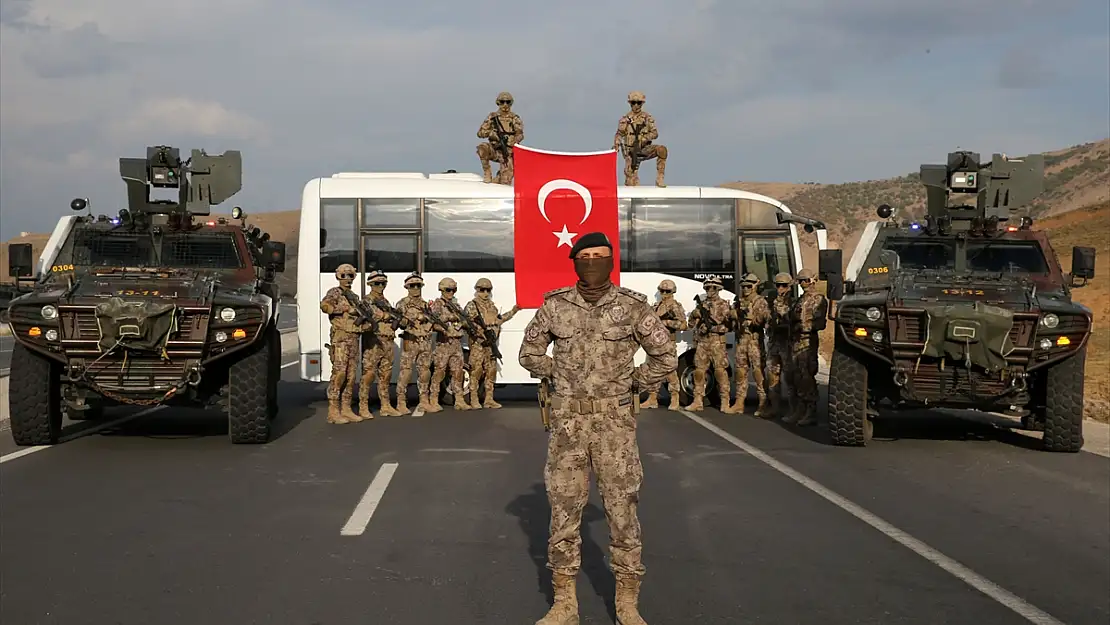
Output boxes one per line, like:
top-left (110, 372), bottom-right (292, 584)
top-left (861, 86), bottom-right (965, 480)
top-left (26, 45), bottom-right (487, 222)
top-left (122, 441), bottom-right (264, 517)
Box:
top-left (621, 143), bottom-right (667, 186)
top-left (765, 337), bottom-right (792, 416)
top-left (359, 337), bottom-right (395, 413)
top-left (431, 337), bottom-right (466, 398)
top-left (396, 336), bottom-right (433, 404)
top-left (327, 335), bottom-right (359, 407)
top-left (790, 340), bottom-right (820, 420)
top-left (467, 343), bottom-right (499, 405)
top-left (545, 394), bottom-right (644, 578)
top-left (477, 142), bottom-right (513, 183)
top-left (692, 334), bottom-right (730, 403)
top-left (732, 333), bottom-right (767, 404)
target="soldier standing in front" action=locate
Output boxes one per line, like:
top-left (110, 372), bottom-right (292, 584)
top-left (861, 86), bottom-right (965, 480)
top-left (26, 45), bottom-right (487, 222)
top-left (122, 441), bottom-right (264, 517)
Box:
top-left (394, 272), bottom-right (435, 415)
top-left (784, 268), bottom-right (827, 426)
top-left (464, 277), bottom-right (521, 408)
top-left (319, 263), bottom-right (367, 424)
top-left (358, 270), bottom-right (403, 419)
top-left (640, 279), bottom-right (687, 410)
top-left (765, 272), bottom-right (795, 419)
top-left (519, 232), bottom-right (675, 625)
top-left (477, 91), bottom-right (524, 184)
top-left (725, 273), bottom-right (771, 415)
top-left (427, 277), bottom-right (474, 412)
top-left (684, 276), bottom-right (734, 412)
top-left (612, 91), bottom-right (668, 187)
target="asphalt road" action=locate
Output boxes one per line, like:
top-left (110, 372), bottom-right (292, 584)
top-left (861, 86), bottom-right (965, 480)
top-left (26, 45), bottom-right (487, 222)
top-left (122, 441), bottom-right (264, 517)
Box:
top-left (0, 305), bottom-right (295, 374)
top-left (1, 361), bottom-right (1108, 625)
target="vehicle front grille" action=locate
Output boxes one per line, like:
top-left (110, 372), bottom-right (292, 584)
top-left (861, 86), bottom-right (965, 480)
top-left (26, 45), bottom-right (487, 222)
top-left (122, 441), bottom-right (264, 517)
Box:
top-left (903, 362), bottom-right (1015, 399)
top-left (887, 308), bottom-right (1038, 360)
top-left (77, 357), bottom-right (191, 392)
top-left (60, 306), bottom-right (210, 356)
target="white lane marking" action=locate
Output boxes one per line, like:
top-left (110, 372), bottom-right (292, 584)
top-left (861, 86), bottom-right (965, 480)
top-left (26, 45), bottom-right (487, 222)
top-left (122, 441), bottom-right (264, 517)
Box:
top-left (678, 409), bottom-right (1067, 625)
top-left (0, 359), bottom-right (301, 464)
top-left (340, 462), bottom-right (399, 536)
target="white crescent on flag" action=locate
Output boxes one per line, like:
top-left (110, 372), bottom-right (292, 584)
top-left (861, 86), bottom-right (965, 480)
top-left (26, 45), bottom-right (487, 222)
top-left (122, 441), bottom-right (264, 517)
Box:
top-left (537, 179), bottom-right (592, 225)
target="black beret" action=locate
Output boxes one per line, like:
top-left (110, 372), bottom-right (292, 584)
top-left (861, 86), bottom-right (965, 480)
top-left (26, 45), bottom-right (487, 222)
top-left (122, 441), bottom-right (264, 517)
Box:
top-left (568, 232), bottom-right (612, 259)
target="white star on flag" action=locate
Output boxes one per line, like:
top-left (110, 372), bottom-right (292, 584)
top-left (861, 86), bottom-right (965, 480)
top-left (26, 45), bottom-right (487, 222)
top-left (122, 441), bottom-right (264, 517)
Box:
top-left (553, 224), bottom-right (577, 248)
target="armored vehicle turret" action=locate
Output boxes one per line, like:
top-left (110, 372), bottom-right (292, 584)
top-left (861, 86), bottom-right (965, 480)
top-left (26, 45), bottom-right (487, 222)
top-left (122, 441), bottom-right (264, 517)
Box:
top-left (819, 151), bottom-right (1096, 452)
top-left (5, 146), bottom-right (287, 445)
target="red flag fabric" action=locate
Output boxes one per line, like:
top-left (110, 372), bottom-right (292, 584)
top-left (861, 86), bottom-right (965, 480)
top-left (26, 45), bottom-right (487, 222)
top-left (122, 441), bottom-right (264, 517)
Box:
top-left (513, 145), bottom-right (620, 308)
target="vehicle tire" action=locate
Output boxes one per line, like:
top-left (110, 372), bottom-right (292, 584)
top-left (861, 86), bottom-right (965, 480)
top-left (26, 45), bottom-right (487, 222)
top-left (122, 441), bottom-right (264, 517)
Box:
top-left (676, 351), bottom-right (727, 407)
top-left (8, 343), bottom-right (63, 446)
top-left (827, 342), bottom-right (872, 446)
top-left (226, 326), bottom-right (277, 444)
top-left (1040, 346), bottom-right (1085, 453)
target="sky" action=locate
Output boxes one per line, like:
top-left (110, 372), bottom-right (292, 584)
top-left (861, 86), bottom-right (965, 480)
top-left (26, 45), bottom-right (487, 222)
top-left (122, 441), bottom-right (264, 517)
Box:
top-left (1, 0), bottom-right (1107, 236)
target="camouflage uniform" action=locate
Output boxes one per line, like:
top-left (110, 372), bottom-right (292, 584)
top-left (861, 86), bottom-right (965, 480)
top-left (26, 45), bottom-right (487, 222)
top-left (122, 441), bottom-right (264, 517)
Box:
top-left (520, 284), bottom-right (675, 625)
top-left (612, 91), bottom-right (667, 187)
top-left (428, 277), bottom-right (474, 412)
top-left (394, 273), bottom-right (435, 415)
top-left (358, 270), bottom-right (403, 419)
top-left (684, 276), bottom-right (734, 412)
top-left (319, 264), bottom-right (367, 424)
top-left (640, 279), bottom-right (687, 410)
top-left (725, 273), bottom-right (771, 415)
top-left (765, 272), bottom-right (795, 419)
top-left (784, 268), bottom-right (827, 426)
top-left (477, 91), bottom-right (524, 184)
top-left (463, 277), bottom-right (521, 408)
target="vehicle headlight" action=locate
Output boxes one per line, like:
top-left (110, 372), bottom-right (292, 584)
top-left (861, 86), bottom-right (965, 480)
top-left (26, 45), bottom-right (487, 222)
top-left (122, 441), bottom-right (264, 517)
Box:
top-left (41, 305), bottom-right (58, 320)
top-left (866, 307), bottom-right (882, 321)
top-left (219, 307), bottom-right (236, 322)
top-left (872, 330), bottom-right (884, 343)
top-left (45, 329), bottom-right (58, 341)
top-left (1040, 313), bottom-right (1059, 329)
top-left (1038, 338), bottom-right (1052, 350)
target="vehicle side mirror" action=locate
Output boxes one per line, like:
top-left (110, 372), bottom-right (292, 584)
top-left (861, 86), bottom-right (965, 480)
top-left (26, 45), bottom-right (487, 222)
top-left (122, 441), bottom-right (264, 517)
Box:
top-left (7, 243), bottom-right (34, 278)
top-left (825, 272), bottom-right (844, 301)
top-left (263, 241), bottom-right (286, 273)
top-left (818, 249), bottom-right (843, 281)
top-left (1069, 246), bottom-right (1095, 288)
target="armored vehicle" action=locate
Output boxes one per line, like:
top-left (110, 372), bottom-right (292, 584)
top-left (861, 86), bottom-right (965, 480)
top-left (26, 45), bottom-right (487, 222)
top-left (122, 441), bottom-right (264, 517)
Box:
top-left (4, 146), bottom-right (287, 445)
top-left (820, 151), bottom-right (1096, 452)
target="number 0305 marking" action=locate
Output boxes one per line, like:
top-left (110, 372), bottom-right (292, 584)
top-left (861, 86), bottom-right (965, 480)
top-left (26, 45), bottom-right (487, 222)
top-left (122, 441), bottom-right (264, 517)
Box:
top-left (867, 266), bottom-right (889, 274)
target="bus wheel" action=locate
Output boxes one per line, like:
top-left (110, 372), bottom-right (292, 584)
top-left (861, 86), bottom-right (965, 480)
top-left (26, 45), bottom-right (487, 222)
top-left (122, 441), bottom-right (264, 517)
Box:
top-left (436, 347), bottom-right (470, 406)
top-left (677, 352), bottom-right (728, 408)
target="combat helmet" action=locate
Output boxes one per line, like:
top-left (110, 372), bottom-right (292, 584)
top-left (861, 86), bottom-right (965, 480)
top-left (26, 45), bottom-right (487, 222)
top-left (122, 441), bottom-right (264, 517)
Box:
top-left (496, 91), bottom-right (513, 104)
top-left (658, 279), bottom-right (676, 292)
top-left (703, 276), bottom-right (723, 288)
top-left (741, 272), bottom-right (760, 285)
top-left (796, 268), bottom-right (815, 282)
top-left (335, 264), bottom-right (356, 282)
top-left (367, 269), bottom-right (387, 285)
top-left (403, 272), bottom-right (423, 287)
top-left (438, 277), bottom-right (457, 291)
top-left (628, 91), bottom-right (645, 103)
top-left (475, 277), bottom-right (493, 290)
top-left (773, 272), bottom-right (793, 286)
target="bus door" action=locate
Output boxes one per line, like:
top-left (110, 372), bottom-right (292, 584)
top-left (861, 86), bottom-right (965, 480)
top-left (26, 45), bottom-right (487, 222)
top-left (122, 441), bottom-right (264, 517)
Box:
top-left (358, 233), bottom-right (421, 296)
top-left (736, 231), bottom-right (796, 299)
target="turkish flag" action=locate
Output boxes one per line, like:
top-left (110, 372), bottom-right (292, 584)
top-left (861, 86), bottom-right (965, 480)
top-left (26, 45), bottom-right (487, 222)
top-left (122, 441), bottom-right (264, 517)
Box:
top-left (513, 145), bottom-right (620, 308)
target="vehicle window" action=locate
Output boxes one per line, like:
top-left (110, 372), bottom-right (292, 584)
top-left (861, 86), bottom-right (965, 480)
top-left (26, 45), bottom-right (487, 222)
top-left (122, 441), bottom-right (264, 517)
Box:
top-left (618, 199), bottom-right (632, 271)
top-left (362, 198), bottom-right (419, 228)
top-left (363, 235), bottom-right (419, 273)
top-left (630, 199), bottom-right (735, 276)
top-left (424, 197), bottom-right (514, 272)
top-left (878, 239), bottom-right (956, 271)
top-left (161, 234), bottom-right (243, 269)
top-left (742, 235), bottom-right (792, 296)
top-left (68, 230), bottom-right (157, 267)
top-left (320, 198), bottom-right (357, 273)
top-left (966, 240), bottom-right (1049, 274)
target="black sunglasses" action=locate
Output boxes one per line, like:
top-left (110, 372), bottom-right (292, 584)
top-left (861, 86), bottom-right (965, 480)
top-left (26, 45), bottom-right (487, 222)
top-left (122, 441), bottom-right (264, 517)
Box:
top-left (442, 287), bottom-right (456, 292)
top-left (369, 281), bottom-right (387, 286)
top-left (497, 100), bottom-right (512, 104)
top-left (628, 100), bottom-right (643, 105)
top-left (476, 287), bottom-right (491, 292)
top-left (658, 289), bottom-right (673, 293)
top-left (339, 273), bottom-right (354, 279)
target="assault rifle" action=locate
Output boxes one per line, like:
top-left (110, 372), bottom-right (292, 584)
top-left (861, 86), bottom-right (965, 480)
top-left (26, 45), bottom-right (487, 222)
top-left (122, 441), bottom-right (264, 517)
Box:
top-left (692, 294), bottom-right (719, 333)
top-left (371, 295), bottom-right (410, 331)
top-left (491, 115), bottom-right (513, 164)
top-left (444, 299), bottom-right (491, 356)
top-left (627, 122), bottom-right (645, 173)
top-left (340, 289), bottom-right (382, 345)
top-left (538, 377), bottom-right (552, 432)
top-left (467, 306), bottom-right (504, 363)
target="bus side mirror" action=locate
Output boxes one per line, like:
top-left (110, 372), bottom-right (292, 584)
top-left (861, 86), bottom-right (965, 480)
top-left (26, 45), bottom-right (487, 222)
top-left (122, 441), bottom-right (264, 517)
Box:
top-left (263, 241), bottom-right (286, 273)
top-left (7, 243), bottom-right (34, 278)
top-left (818, 249), bottom-right (842, 280)
top-left (1069, 246), bottom-right (1095, 288)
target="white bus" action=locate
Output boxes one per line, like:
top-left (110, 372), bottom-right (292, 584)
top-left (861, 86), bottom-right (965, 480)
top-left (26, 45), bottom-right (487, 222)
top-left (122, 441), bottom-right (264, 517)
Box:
top-left (295, 171), bottom-right (831, 404)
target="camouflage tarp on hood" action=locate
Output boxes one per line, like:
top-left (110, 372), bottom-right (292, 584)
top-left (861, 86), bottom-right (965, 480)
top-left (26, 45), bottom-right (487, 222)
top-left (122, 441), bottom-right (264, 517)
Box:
top-left (920, 301), bottom-right (1016, 372)
top-left (94, 296), bottom-right (179, 354)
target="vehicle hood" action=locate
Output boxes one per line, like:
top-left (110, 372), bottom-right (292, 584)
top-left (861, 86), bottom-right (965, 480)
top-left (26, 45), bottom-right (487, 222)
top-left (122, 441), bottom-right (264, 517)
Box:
top-left (58, 269), bottom-right (257, 306)
top-left (891, 272), bottom-right (1038, 312)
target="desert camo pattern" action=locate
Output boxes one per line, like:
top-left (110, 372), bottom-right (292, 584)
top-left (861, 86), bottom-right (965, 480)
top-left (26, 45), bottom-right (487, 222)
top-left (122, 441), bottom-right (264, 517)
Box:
top-left (686, 295), bottom-right (733, 409)
top-left (641, 295), bottom-right (687, 409)
top-left (428, 296), bottom-right (470, 410)
top-left (394, 294), bottom-right (434, 413)
top-left (357, 296), bottom-right (399, 419)
top-left (766, 290), bottom-right (794, 418)
top-left (613, 91), bottom-right (667, 187)
top-left (320, 285), bottom-right (367, 422)
top-left (729, 289), bottom-right (771, 412)
top-left (518, 284), bottom-right (676, 583)
top-left (463, 297), bottom-right (520, 408)
top-left (477, 92), bottom-right (524, 184)
top-left (787, 284), bottom-right (828, 425)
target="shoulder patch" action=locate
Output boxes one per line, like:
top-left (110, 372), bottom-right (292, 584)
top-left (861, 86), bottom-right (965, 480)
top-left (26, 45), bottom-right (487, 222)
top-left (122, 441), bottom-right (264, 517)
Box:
top-left (617, 286), bottom-right (647, 302)
top-left (543, 286), bottom-right (575, 300)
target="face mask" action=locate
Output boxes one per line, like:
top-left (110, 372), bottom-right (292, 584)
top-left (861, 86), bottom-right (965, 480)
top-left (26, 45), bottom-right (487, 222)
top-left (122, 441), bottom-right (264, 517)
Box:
top-left (574, 256), bottom-right (613, 287)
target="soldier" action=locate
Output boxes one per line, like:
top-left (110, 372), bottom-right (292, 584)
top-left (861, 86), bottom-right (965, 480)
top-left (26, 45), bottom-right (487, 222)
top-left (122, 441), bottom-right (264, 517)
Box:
top-left (464, 278), bottom-right (521, 409)
top-left (394, 272), bottom-right (435, 415)
top-left (725, 273), bottom-right (771, 415)
top-left (765, 272), bottom-right (795, 419)
top-left (318, 263), bottom-right (367, 424)
top-left (427, 277), bottom-right (474, 412)
top-left (612, 91), bottom-right (668, 187)
top-left (784, 268), bottom-right (827, 426)
top-left (519, 232), bottom-right (676, 625)
top-left (477, 91), bottom-right (524, 184)
top-left (358, 270), bottom-right (403, 419)
top-left (684, 276), bottom-right (734, 412)
top-left (640, 279), bottom-right (687, 410)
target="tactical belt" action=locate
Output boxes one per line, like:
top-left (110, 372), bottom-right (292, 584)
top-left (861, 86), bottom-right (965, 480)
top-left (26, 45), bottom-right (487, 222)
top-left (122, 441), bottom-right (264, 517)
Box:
top-left (551, 394), bottom-right (633, 414)
top-left (437, 335), bottom-right (463, 344)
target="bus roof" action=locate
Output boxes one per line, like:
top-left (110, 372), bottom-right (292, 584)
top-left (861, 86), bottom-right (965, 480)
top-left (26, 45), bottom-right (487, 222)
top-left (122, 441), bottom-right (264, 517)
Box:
top-left (305, 171), bottom-right (797, 214)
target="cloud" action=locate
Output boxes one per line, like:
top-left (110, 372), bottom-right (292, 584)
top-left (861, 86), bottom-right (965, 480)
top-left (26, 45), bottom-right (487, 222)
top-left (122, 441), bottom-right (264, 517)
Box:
top-left (1, 0), bottom-right (1107, 238)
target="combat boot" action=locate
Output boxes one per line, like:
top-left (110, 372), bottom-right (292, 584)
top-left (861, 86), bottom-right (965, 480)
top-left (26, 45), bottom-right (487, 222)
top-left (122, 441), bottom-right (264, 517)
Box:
top-left (640, 392), bottom-right (659, 409)
top-left (666, 392), bottom-right (681, 411)
top-left (614, 574), bottom-right (647, 625)
top-left (536, 573), bottom-right (579, 625)
top-left (469, 387), bottom-right (482, 410)
top-left (721, 394), bottom-right (741, 414)
top-left (684, 395), bottom-right (703, 411)
top-left (796, 408), bottom-right (816, 427)
top-left (426, 393), bottom-right (443, 413)
top-left (340, 391), bottom-right (363, 422)
top-left (357, 398), bottom-right (376, 421)
top-left (753, 396), bottom-right (769, 418)
top-left (453, 393), bottom-right (474, 410)
top-left (327, 401), bottom-right (351, 424)
top-left (481, 163), bottom-right (493, 183)
top-left (483, 389), bottom-right (502, 409)
top-left (655, 159), bottom-right (666, 188)
top-left (395, 395), bottom-right (410, 415)
top-left (378, 396), bottom-right (401, 417)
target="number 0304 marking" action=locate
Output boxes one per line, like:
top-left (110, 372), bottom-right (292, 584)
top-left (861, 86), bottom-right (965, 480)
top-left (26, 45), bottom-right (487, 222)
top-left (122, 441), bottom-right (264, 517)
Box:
top-left (51, 264), bottom-right (75, 272)
top-left (867, 266), bottom-right (889, 274)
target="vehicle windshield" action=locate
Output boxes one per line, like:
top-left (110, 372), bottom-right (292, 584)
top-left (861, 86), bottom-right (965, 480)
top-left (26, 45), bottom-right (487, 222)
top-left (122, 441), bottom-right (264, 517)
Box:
top-left (857, 238), bottom-right (956, 286)
top-left (59, 228), bottom-right (245, 270)
top-left (965, 240), bottom-right (1049, 275)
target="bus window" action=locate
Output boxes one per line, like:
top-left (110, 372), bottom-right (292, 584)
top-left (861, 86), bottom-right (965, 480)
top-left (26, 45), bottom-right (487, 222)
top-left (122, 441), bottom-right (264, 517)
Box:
top-left (362, 235), bottom-right (419, 273)
top-left (618, 199), bottom-right (632, 272)
top-left (361, 198), bottom-right (419, 228)
top-left (424, 197), bottom-right (514, 272)
top-left (741, 234), bottom-right (792, 296)
top-left (630, 199), bottom-right (735, 277)
top-left (736, 199), bottom-right (786, 228)
top-left (320, 198), bottom-right (358, 273)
